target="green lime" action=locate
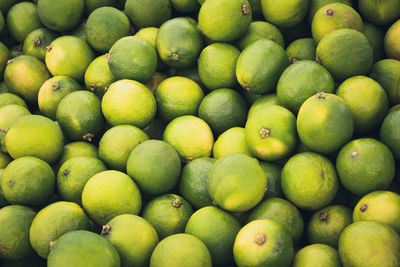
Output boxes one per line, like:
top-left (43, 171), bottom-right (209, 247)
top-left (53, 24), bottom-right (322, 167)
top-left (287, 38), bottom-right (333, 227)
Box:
top-left (163, 115), bottom-right (214, 161)
top-left (56, 91), bottom-right (105, 142)
top-left (371, 59), bottom-right (400, 106)
top-left (207, 153), bottom-right (266, 212)
top-left (101, 79), bottom-right (156, 128)
top-left (307, 205), bottom-right (352, 248)
top-left (198, 0), bottom-right (251, 42)
top-left (380, 108), bottom-right (400, 160)
top-left (0, 169), bottom-right (8, 207)
top-left (385, 19), bottom-right (400, 61)
top-left (0, 205), bottom-right (36, 261)
top-left (198, 88), bottom-right (247, 135)
top-left (45, 36), bottom-right (94, 82)
top-left (101, 214), bottom-right (159, 267)
top-left (1, 157), bottom-right (55, 206)
top-left (142, 194), bottom-right (193, 239)
top-left (339, 221), bottom-right (400, 266)
top-left (0, 104), bottom-right (30, 153)
top-left (37, 0), bottom-right (84, 31)
top-left (286, 38), bottom-right (317, 63)
top-left (155, 76), bottom-right (204, 122)
top-left (212, 127), bottom-right (252, 159)
top-left (57, 141), bottom-right (98, 169)
top-left (353, 191), bottom-right (400, 232)
top-left (5, 115), bottom-right (64, 164)
top-left (308, 0), bottom-right (352, 23)
top-left (248, 197), bottom-right (303, 245)
top-left (236, 39), bottom-right (289, 94)
top-left (6, 2), bottom-right (42, 42)
top-left (336, 138), bottom-right (395, 196)
top-left (38, 76), bottom-right (81, 120)
top-left (336, 76), bottom-right (389, 134)
top-left (233, 219), bottom-right (294, 267)
top-left (179, 157), bottom-right (215, 209)
top-left (124, 0), bottom-right (171, 28)
top-left (292, 244), bottom-right (342, 267)
top-left (99, 125), bottom-right (148, 171)
top-left (29, 201), bottom-right (90, 259)
top-left (86, 7), bottom-right (130, 53)
top-left (237, 21), bottom-right (285, 50)
top-left (247, 94), bottom-right (279, 117)
top-left (281, 152), bottom-right (339, 210)
top-left (4, 55), bottom-right (51, 104)
top-left (135, 27), bottom-right (158, 47)
top-left (0, 93), bottom-right (27, 109)
top-left (245, 104), bottom-right (297, 161)
top-left (363, 22), bottom-right (385, 62)
top-left (47, 230), bottom-right (120, 267)
top-left (359, 0), bottom-right (400, 26)
top-left (150, 234), bottom-right (212, 267)
top-left (277, 60), bottom-right (335, 113)
top-left (171, 0), bottom-right (200, 12)
top-left (259, 162), bottom-right (282, 198)
top-left (57, 157), bottom-right (107, 204)
top-left (0, 42), bottom-right (9, 79)
top-left (185, 206), bottom-right (241, 266)
top-left (198, 43), bottom-right (240, 90)
top-left (297, 93), bottom-right (354, 155)
top-left (0, 153), bottom-right (11, 169)
top-left (0, 0), bottom-right (23, 15)
top-left (126, 140), bottom-right (181, 195)
top-left (261, 0), bottom-right (309, 28)
top-left (22, 28), bottom-right (57, 62)
top-left (316, 29), bottom-right (373, 81)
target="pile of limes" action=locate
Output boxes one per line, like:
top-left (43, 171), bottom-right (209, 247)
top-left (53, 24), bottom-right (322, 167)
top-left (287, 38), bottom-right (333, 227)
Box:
top-left (0, 0), bottom-right (400, 266)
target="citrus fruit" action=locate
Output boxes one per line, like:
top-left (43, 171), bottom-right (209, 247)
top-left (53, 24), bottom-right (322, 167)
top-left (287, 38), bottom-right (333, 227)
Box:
top-left (237, 21), bottom-right (285, 50)
top-left (56, 91), bottom-right (104, 142)
top-left (308, 0), bottom-right (352, 23)
top-left (163, 115), bottom-right (214, 161)
top-left (4, 55), bottom-right (51, 104)
top-left (380, 108), bottom-right (400, 160)
top-left (198, 88), bottom-right (247, 135)
top-left (316, 29), bottom-right (373, 81)
top-left (0, 205), bottom-right (36, 261)
top-left (185, 206), bottom-right (241, 266)
top-left (45, 36), bottom-right (95, 82)
top-left (233, 219), bottom-right (294, 267)
top-left (86, 7), bottom-right (130, 53)
top-left (179, 157), bottom-right (215, 209)
top-left (101, 214), bottom-right (159, 267)
top-left (236, 39), bottom-right (289, 94)
top-left (0, 104), bottom-right (30, 153)
top-left (261, 0), bottom-right (309, 28)
top-left (126, 140), bottom-right (181, 195)
top-left (245, 104), bottom-right (297, 161)
top-left (259, 162), bottom-right (282, 198)
top-left (336, 138), bottom-right (395, 196)
top-left (101, 79), bottom-right (156, 128)
top-left (155, 76), bottom-right (204, 122)
top-left (1, 157), bottom-right (55, 206)
top-left (84, 55), bottom-right (116, 98)
top-left (0, 93), bottom-right (26, 109)
top-left (22, 28), bottom-right (57, 62)
top-left (135, 27), bottom-right (158, 47)
top-left (171, 0), bottom-right (200, 13)
top-left (198, 0), bottom-right (251, 42)
top-left (311, 3), bottom-right (363, 44)
top-left (156, 18), bottom-right (203, 69)
top-left (370, 59), bottom-right (400, 105)
top-left (57, 157), bottom-right (107, 204)
top-left (198, 43), bottom-right (240, 90)
top-left (307, 205), bottom-right (352, 247)
top-left (82, 170), bottom-right (141, 225)
top-left (385, 19), bottom-right (400, 61)
top-left (363, 22), bottom-right (385, 62)
top-left (149, 234), bottom-right (212, 267)
top-left (213, 127), bottom-right (251, 159)
top-left (338, 221), bottom-right (400, 267)
top-left (248, 197), bottom-right (304, 245)
top-left (207, 153), bottom-right (266, 212)
top-left (297, 93), bottom-right (353, 154)
top-left (353, 190), bottom-right (400, 233)
top-left (336, 76), bottom-right (389, 134)
top-left (247, 94), bottom-right (279, 117)
top-left (29, 201), bottom-right (90, 259)
top-left (286, 38), bottom-right (316, 63)
top-left (99, 125), bottom-right (148, 171)
top-left (0, 153), bottom-right (11, 168)
top-left (124, 0), bottom-right (171, 28)
top-left (0, 42), bottom-right (9, 78)
top-left (47, 230), bottom-right (120, 267)
top-left (38, 76), bottom-right (81, 120)
top-left (359, 0), bottom-right (400, 26)
top-left (5, 115), bottom-right (64, 164)
top-left (292, 244), bottom-right (342, 267)
top-left (281, 152), bottom-right (339, 210)
top-left (277, 60), bottom-right (335, 113)
top-left (37, 0), bottom-right (84, 31)
top-left (142, 194), bottom-right (193, 239)
top-left (57, 141), bottom-right (98, 168)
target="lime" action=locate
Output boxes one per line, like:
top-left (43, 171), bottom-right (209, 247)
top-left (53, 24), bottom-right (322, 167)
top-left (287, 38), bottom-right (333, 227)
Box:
top-left (359, 0), bottom-right (400, 26)
top-left (0, 93), bottom-right (27, 109)
top-left (6, 2), bottom-right (42, 42)
top-left (363, 22), bottom-right (385, 62)
top-left (142, 194), bottom-right (193, 239)
top-left (57, 141), bottom-right (98, 169)
top-left (370, 59), bottom-right (400, 106)
top-left (260, 162), bottom-right (283, 198)
top-left (261, 0), bottom-right (309, 28)
top-left (247, 94), bottom-right (279, 117)
top-left (185, 206), bottom-right (241, 266)
top-left (22, 28), bottom-right (58, 62)
top-left (37, 0), bottom-right (84, 31)
top-left (308, 0), bottom-right (352, 23)
top-left (237, 21), bottom-right (285, 50)
top-left (307, 205), bottom-right (352, 248)
top-left (0, 104), bottom-right (30, 153)
top-left (380, 108), bottom-right (400, 160)
top-left (124, 0), bottom-right (171, 28)
top-left (101, 214), bottom-right (159, 267)
top-left (281, 152), bottom-right (339, 210)
top-left (135, 27), bottom-right (158, 47)
top-left (385, 19), bottom-right (400, 61)
top-left (0, 153), bottom-right (11, 169)
top-left (286, 38), bottom-right (317, 63)
top-left (0, 42), bottom-right (9, 79)
top-left (213, 127), bottom-right (252, 159)
top-left (29, 201), bottom-right (90, 259)
top-left (171, 0), bottom-right (200, 13)
top-left (292, 244), bottom-right (342, 267)
top-left (336, 138), bottom-right (395, 196)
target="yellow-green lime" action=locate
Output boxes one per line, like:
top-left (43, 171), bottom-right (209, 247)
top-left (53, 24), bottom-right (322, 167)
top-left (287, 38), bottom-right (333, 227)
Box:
top-left (0, 42), bottom-right (9, 79)
top-left (286, 38), bottom-right (317, 63)
top-left (213, 127), bottom-right (251, 159)
top-left (385, 19), bottom-right (400, 61)
top-left (57, 141), bottom-right (98, 169)
top-left (0, 153), bottom-right (11, 169)
top-left (135, 27), bottom-right (158, 47)
top-left (292, 244), bottom-right (342, 267)
top-left (84, 55), bottom-right (116, 99)
top-left (0, 104), bottom-right (30, 153)
top-left (22, 28), bottom-right (58, 62)
top-left (370, 59), bottom-right (400, 106)
top-left (247, 94), bottom-right (279, 117)
top-left (308, 0), bottom-right (352, 23)
top-left (0, 93), bottom-right (27, 109)
top-left (237, 21), bottom-right (285, 50)
top-left (37, 0), bottom-right (84, 31)
top-left (261, 0), bottom-right (309, 28)
top-left (0, 169), bottom-right (8, 207)
top-left (380, 108), bottom-right (400, 160)
top-left (259, 162), bottom-right (282, 198)
top-left (124, 0), bottom-right (171, 28)
top-left (359, 0), bottom-right (400, 26)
